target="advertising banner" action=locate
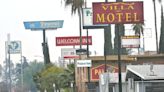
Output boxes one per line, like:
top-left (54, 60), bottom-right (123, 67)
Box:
top-left (61, 48), bottom-right (79, 59)
top-left (92, 1), bottom-right (144, 24)
top-left (24, 20), bottom-right (64, 30)
top-left (91, 64), bottom-right (118, 81)
top-left (82, 8), bottom-right (108, 29)
top-left (56, 36), bottom-right (92, 46)
top-left (121, 35), bottom-right (140, 48)
top-left (6, 41), bottom-right (21, 54)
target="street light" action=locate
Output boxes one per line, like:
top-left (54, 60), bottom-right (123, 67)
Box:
top-left (53, 83), bottom-right (56, 92)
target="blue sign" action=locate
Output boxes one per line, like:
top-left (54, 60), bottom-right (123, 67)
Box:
top-left (23, 20), bottom-right (64, 30)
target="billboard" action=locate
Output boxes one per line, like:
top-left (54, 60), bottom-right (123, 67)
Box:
top-left (92, 1), bottom-right (144, 24)
top-left (56, 36), bottom-right (92, 46)
top-left (61, 48), bottom-right (79, 59)
top-left (24, 20), bottom-right (64, 30)
top-left (6, 41), bottom-right (21, 54)
top-left (121, 35), bottom-right (140, 48)
top-left (91, 64), bottom-right (118, 81)
top-left (82, 8), bottom-right (108, 29)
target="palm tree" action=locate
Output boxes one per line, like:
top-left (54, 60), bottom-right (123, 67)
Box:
top-left (132, 23), bottom-right (145, 53)
top-left (104, 0), bottom-right (113, 55)
top-left (114, 0), bottom-right (126, 55)
top-left (59, 64), bottom-right (75, 88)
top-left (152, 0), bottom-right (159, 53)
top-left (114, 24), bottom-right (125, 54)
top-left (132, 24), bottom-right (144, 36)
top-left (159, 1), bottom-right (164, 53)
top-left (63, 1), bottom-right (84, 92)
top-left (63, 0), bottom-right (113, 55)
top-left (63, 0), bottom-right (84, 49)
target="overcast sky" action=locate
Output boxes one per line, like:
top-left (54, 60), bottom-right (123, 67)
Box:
top-left (0, 0), bottom-right (162, 65)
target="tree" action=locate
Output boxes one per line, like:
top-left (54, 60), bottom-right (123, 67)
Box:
top-left (152, 0), bottom-right (159, 53)
top-left (63, 0), bottom-right (84, 49)
top-left (113, 0), bottom-right (127, 55)
top-left (63, 0), bottom-right (113, 55)
top-left (132, 23), bottom-right (144, 36)
top-left (104, 25), bottom-right (113, 55)
top-left (114, 24), bottom-right (126, 54)
top-left (33, 64), bottom-right (64, 92)
top-left (132, 23), bottom-right (145, 53)
top-left (159, 4), bottom-right (164, 53)
top-left (104, 0), bottom-right (113, 56)
top-left (3, 59), bottom-right (15, 92)
top-left (0, 82), bottom-right (8, 92)
top-left (60, 64), bottom-right (75, 88)
top-left (0, 65), bottom-right (2, 77)
top-left (15, 60), bottom-right (44, 92)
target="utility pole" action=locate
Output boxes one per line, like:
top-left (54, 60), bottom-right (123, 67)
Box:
top-left (117, 24), bottom-right (122, 92)
top-left (7, 34), bottom-right (11, 92)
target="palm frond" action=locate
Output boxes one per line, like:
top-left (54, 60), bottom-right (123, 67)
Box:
top-left (132, 23), bottom-right (144, 36)
top-left (64, 0), bottom-right (84, 14)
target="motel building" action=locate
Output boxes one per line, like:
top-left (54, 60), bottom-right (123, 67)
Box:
top-left (74, 53), bottom-right (164, 92)
top-left (99, 64), bottom-right (164, 92)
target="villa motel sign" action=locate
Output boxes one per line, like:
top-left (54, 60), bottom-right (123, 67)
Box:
top-left (92, 1), bottom-right (144, 24)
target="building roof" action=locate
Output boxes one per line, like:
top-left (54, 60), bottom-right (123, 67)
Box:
top-left (126, 65), bottom-right (164, 80)
top-left (88, 55), bottom-right (136, 61)
top-left (128, 54), bottom-right (164, 58)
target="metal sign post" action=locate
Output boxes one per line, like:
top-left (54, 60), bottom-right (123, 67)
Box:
top-left (23, 20), bottom-right (64, 64)
top-left (6, 39), bottom-right (23, 92)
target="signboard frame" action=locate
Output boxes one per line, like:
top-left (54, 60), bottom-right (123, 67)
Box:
top-left (82, 8), bottom-right (108, 29)
top-left (61, 48), bottom-right (79, 59)
top-left (56, 36), bottom-right (92, 46)
top-left (121, 35), bottom-right (140, 48)
top-left (91, 64), bottom-right (118, 81)
top-left (6, 41), bottom-right (22, 54)
top-left (76, 60), bottom-right (92, 67)
top-left (23, 20), bottom-right (64, 30)
top-left (92, 1), bottom-right (144, 24)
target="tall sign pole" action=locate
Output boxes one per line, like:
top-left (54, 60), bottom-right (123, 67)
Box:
top-left (24, 20), bottom-right (64, 65)
top-left (6, 39), bottom-right (22, 91)
top-left (84, 0), bottom-right (91, 83)
top-left (20, 42), bottom-right (23, 92)
top-left (92, 2), bottom-right (144, 92)
top-left (42, 29), bottom-right (46, 64)
top-left (7, 34), bottom-right (11, 92)
top-left (104, 0), bottom-right (108, 73)
top-left (117, 24), bottom-right (122, 92)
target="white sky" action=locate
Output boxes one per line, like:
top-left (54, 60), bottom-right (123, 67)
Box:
top-left (0, 0), bottom-right (162, 65)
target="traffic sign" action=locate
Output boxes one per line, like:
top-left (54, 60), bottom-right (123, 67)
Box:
top-left (23, 20), bottom-right (64, 30)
